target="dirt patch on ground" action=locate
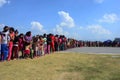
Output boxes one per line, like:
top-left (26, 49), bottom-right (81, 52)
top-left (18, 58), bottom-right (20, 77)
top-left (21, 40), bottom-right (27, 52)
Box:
top-left (58, 72), bottom-right (84, 80)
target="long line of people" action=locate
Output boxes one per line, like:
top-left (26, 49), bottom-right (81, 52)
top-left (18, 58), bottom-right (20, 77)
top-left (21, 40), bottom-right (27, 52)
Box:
top-left (0, 26), bottom-right (119, 62)
top-left (0, 26), bottom-right (76, 62)
top-left (79, 40), bottom-right (120, 47)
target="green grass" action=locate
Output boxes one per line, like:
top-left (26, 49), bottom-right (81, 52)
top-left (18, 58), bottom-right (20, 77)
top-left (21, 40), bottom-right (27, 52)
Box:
top-left (0, 53), bottom-right (120, 80)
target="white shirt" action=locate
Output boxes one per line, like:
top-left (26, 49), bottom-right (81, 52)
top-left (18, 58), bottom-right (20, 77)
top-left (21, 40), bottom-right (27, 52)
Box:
top-left (43, 37), bottom-right (47, 45)
top-left (1, 31), bottom-right (10, 44)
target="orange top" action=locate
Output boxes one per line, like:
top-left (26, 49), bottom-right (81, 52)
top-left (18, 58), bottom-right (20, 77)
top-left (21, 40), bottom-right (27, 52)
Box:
top-left (9, 32), bottom-right (15, 41)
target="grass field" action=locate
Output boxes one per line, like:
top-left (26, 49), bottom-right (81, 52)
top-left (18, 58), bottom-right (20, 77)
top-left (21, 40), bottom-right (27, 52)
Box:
top-left (0, 53), bottom-right (120, 80)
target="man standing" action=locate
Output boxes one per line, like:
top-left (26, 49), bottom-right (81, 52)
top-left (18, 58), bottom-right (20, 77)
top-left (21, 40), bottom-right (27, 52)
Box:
top-left (1, 26), bottom-right (10, 61)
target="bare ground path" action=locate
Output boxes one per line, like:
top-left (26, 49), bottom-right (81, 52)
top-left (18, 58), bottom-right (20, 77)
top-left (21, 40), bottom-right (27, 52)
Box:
top-left (63, 47), bottom-right (120, 54)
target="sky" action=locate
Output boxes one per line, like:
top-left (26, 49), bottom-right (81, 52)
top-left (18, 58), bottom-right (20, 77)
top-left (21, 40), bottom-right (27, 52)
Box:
top-left (0, 0), bottom-right (120, 41)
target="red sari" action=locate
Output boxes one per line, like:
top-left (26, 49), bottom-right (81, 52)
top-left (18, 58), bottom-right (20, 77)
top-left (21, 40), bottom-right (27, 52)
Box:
top-left (50, 35), bottom-right (55, 52)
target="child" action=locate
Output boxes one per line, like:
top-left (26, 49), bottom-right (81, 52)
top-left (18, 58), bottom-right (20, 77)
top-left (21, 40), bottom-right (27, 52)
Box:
top-left (47, 34), bottom-right (51, 54)
top-left (38, 36), bottom-right (44, 56)
top-left (50, 34), bottom-right (55, 52)
top-left (32, 36), bottom-right (39, 58)
top-left (37, 41), bottom-right (41, 57)
top-left (24, 44), bottom-right (30, 58)
top-left (54, 35), bottom-right (59, 51)
top-left (18, 33), bottom-right (24, 58)
top-left (58, 35), bottom-right (62, 51)
top-left (43, 34), bottom-right (47, 54)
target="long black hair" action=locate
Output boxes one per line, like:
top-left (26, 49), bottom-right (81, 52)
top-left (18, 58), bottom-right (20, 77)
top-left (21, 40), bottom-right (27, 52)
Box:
top-left (26, 31), bottom-right (31, 36)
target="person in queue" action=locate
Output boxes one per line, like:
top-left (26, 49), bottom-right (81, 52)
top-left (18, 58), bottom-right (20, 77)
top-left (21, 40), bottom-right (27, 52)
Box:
top-left (12, 30), bottom-right (19, 59)
top-left (24, 31), bottom-right (32, 59)
top-left (0, 32), bottom-right (2, 60)
top-left (47, 34), bottom-right (51, 54)
top-left (18, 33), bottom-right (25, 58)
top-left (43, 34), bottom-right (47, 55)
top-left (7, 27), bottom-right (15, 61)
top-left (1, 26), bottom-right (10, 61)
